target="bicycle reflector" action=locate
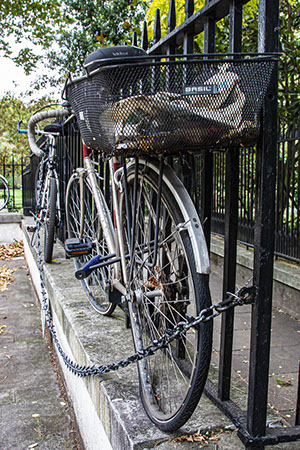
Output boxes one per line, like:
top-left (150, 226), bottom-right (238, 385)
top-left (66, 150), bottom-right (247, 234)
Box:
top-left (64, 238), bottom-right (93, 257)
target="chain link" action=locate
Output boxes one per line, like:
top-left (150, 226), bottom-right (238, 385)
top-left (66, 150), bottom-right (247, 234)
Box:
top-left (33, 211), bottom-right (256, 377)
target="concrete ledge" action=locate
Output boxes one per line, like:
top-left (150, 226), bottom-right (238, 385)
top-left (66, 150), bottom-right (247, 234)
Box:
top-left (211, 235), bottom-right (300, 319)
top-left (22, 218), bottom-right (249, 450)
top-left (0, 212), bottom-right (22, 223)
top-left (0, 212), bottom-right (23, 244)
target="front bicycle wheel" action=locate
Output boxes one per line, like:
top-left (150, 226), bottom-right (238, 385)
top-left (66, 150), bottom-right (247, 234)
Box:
top-left (0, 175), bottom-right (9, 211)
top-left (65, 171), bottom-right (116, 316)
top-left (44, 177), bottom-right (57, 263)
top-left (121, 159), bottom-right (212, 431)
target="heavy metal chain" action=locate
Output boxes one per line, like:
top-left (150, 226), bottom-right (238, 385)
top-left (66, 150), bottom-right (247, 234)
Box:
top-left (33, 213), bottom-right (256, 378)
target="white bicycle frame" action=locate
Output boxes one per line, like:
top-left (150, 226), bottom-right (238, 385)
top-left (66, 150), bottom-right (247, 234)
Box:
top-left (80, 153), bottom-right (210, 299)
top-left (38, 134), bottom-right (61, 227)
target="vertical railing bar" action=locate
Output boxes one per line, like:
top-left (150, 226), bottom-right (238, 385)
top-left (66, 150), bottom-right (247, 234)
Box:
top-left (152, 9), bottom-right (161, 94)
top-left (201, 0), bottom-right (215, 252)
top-left (141, 20), bottom-right (148, 51)
top-left (183, 0), bottom-right (195, 56)
top-left (166, 0), bottom-right (176, 92)
top-left (247, 0), bottom-right (279, 438)
top-left (217, 0), bottom-right (242, 401)
top-left (12, 157), bottom-right (15, 209)
top-left (132, 31), bottom-right (138, 47)
top-left (275, 126), bottom-right (280, 255)
top-left (153, 9), bottom-right (161, 44)
top-left (290, 128), bottom-right (296, 256)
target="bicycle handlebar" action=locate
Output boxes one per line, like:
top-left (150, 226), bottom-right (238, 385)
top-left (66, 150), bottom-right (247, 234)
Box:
top-left (17, 121), bottom-right (28, 134)
top-left (28, 108), bottom-right (70, 157)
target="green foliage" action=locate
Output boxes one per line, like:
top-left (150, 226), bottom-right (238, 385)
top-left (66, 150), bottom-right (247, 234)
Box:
top-left (147, 0), bottom-right (204, 45)
top-left (0, 0), bottom-right (62, 74)
top-left (278, 0), bottom-right (300, 122)
top-left (0, 95), bottom-right (56, 160)
top-left (50, 0), bottom-right (148, 75)
top-left (0, 0), bottom-right (147, 78)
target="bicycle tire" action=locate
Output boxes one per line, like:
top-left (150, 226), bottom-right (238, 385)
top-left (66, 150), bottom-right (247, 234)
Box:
top-left (0, 175), bottom-right (9, 211)
top-left (121, 160), bottom-right (213, 431)
top-left (34, 161), bottom-right (45, 206)
top-left (44, 177), bottom-right (57, 263)
top-left (65, 172), bottom-right (116, 316)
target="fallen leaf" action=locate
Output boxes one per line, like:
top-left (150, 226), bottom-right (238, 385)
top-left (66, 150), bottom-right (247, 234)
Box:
top-left (0, 241), bottom-right (24, 260)
top-left (276, 378), bottom-right (292, 387)
top-left (0, 325), bottom-right (7, 335)
top-left (0, 266), bottom-right (16, 291)
top-left (28, 443), bottom-right (38, 449)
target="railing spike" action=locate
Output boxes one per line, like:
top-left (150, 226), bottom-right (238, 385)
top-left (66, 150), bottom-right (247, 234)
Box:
top-left (141, 21), bottom-right (148, 50)
top-left (168, 0), bottom-right (176, 33)
top-left (185, 0), bottom-right (194, 19)
top-left (154, 9), bottom-right (161, 44)
top-left (132, 31), bottom-right (137, 47)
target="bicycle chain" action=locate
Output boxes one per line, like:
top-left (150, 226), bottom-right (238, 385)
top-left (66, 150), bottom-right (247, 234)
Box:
top-left (33, 214), bottom-right (256, 378)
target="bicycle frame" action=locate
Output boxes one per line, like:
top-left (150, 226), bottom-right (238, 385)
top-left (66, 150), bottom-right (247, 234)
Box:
top-left (81, 149), bottom-right (127, 296)
top-left (79, 146), bottom-right (210, 300)
top-left (38, 134), bottom-right (61, 227)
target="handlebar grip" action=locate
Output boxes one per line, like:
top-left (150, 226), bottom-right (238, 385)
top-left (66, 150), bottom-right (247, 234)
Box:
top-left (28, 108), bottom-right (70, 157)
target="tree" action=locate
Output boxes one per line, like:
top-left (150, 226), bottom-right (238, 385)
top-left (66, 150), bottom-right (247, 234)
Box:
top-left (0, 94), bottom-right (55, 160)
top-left (48, 0), bottom-right (148, 76)
top-left (0, 0), bottom-right (62, 74)
top-left (0, 0), bottom-right (148, 80)
top-left (278, 0), bottom-right (300, 122)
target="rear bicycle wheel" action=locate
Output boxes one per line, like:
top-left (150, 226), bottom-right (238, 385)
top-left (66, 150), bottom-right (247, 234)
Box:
top-left (65, 171), bottom-right (116, 316)
top-left (0, 175), bottom-right (9, 211)
top-left (121, 160), bottom-right (212, 431)
top-left (44, 177), bottom-right (57, 263)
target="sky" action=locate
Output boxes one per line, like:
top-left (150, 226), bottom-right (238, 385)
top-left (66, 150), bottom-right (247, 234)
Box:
top-left (0, 56), bottom-right (33, 98)
top-left (0, 41), bottom-right (61, 101)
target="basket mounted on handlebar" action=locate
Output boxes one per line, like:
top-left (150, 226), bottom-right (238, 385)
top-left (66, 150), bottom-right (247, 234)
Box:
top-left (66, 47), bottom-right (278, 157)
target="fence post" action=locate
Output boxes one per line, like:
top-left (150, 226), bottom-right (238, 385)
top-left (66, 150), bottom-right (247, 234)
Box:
top-left (247, 0), bottom-right (279, 441)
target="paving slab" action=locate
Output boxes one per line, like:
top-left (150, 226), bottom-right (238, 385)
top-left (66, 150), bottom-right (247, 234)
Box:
top-left (0, 257), bottom-right (81, 449)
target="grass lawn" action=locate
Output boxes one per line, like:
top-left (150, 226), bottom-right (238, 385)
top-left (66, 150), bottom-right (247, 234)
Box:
top-left (8, 188), bottom-right (23, 212)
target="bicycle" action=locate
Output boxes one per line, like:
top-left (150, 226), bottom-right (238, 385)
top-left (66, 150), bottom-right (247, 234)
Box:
top-left (0, 174), bottom-right (9, 211)
top-left (28, 46), bottom-right (276, 431)
top-left (19, 111), bottom-right (69, 262)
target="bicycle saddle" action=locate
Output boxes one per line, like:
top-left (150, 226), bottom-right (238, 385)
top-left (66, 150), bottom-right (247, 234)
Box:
top-left (84, 45), bottom-right (147, 74)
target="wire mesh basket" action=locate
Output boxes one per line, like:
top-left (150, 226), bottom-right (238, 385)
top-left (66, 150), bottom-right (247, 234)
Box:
top-left (66, 54), bottom-right (277, 156)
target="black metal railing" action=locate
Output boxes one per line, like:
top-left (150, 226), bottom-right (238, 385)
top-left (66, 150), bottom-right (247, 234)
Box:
top-left (145, 0), bottom-right (299, 448)
top-left (21, 0), bottom-right (300, 447)
top-left (210, 120), bottom-right (300, 262)
top-left (0, 157), bottom-right (27, 211)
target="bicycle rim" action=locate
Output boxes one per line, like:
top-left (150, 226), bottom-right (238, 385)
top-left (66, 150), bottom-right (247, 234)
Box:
top-left (65, 172), bottom-right (116, 315)
top-left (122, 160), bottom-right (212, 431)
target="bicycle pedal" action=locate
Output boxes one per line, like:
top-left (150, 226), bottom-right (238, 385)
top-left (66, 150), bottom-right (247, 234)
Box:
top-left (27, 226), bottom-right (36, 232)
top-left (65, 238), bottom-right (93, 257)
